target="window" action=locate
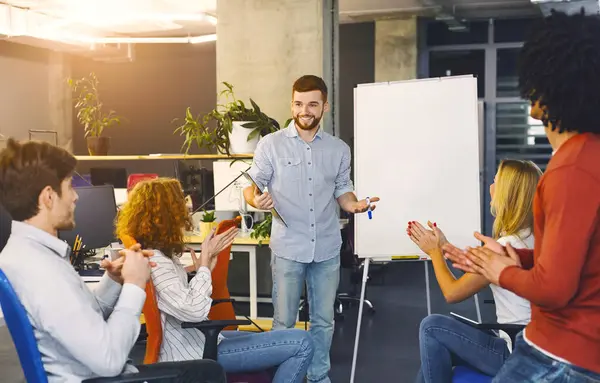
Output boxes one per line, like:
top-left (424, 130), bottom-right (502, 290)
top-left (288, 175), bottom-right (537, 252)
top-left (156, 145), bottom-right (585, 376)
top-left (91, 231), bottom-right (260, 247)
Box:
top-left (495, 103), bottom-right (552, 171)
top-left (426, 21), bottom-right (488, 46)
top-left (494, 19), bottom-right (535, 43)
top-left (496, 48), bottom-right (521, 98)
top-left (429, 50), bottom-right (485, 98)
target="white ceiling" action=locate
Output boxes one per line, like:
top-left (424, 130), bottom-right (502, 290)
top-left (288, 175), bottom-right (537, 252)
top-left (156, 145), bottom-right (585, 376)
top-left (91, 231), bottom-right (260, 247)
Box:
top-left (1, 0), bottom-right (218, 38)
top-left (0, 0), bottom-right (543, 58)
top-left (1, 0), bottom-right (539, 38)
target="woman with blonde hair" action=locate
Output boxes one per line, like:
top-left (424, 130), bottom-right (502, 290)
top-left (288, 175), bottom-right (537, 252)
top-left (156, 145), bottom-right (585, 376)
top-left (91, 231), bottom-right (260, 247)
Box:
top-left (407, 159), bottom-right (542, 382)
top-left (116, 178), bottom-right (314, 383)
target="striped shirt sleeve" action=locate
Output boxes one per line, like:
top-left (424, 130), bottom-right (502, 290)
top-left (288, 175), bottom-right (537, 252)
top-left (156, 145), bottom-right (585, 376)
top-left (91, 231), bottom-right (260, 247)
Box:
top-left (151, 253), bottom-right (213, 323)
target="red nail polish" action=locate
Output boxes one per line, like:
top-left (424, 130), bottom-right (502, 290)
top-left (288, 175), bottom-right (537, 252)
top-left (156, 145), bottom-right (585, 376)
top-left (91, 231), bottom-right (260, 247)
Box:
top-left (434, 222), bottom-right (437, 227)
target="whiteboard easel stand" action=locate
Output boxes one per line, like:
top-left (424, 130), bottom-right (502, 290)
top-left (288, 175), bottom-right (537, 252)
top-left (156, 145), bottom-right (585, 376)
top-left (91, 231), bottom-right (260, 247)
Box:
top-left (349, 257), bottom-right (432, 383)
top-left (349, 257), bottom-right (369, 383)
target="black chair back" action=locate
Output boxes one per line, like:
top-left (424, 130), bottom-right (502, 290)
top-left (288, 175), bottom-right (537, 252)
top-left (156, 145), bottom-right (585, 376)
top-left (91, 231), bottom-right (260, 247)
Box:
top-left (0, 204), bottom-right (11, 253)
top-left (340, 214), bottom-right (357, 269)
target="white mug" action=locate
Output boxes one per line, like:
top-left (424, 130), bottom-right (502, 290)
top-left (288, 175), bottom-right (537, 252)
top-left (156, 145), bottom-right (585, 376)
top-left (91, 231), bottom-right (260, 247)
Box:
top-left (240, 213), bottom-right (254, 232)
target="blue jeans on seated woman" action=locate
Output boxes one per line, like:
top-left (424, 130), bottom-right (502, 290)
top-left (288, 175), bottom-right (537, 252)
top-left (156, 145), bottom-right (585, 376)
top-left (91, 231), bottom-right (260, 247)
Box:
top-left (416, 314), bottom-right (510, 383)
top-left (493, 332), bottom-right (600, 382)
top-left (217, 328), bottom-right (314, 383)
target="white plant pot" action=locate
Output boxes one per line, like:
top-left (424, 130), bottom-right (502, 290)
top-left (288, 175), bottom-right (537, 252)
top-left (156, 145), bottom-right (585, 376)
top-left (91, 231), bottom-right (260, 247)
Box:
top-left (229, 121), bottom-right (260, 154)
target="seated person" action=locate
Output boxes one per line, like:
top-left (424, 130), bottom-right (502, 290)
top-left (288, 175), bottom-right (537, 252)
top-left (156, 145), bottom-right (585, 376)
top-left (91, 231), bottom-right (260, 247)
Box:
top-left (0, 138), bottom-right (222, 381)
top-left (407, 159), bottom-right (541, 382)
top-left (116, 178), bottom-right (314, 383)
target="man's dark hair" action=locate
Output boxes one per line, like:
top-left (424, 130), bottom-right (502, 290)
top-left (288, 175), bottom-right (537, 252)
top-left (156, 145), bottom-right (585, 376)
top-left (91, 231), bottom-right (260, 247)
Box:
top-left (292, 75), bottom-right (328, 101)
top-left (518, 9), bottom-right (600, 134)
top-left (0, 138), bottom-right (77, 221)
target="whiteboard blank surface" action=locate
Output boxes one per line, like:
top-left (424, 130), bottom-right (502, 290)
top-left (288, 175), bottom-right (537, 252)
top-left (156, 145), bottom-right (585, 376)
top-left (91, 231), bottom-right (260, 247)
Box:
top-left (354, 76), bottom-right (481, 258)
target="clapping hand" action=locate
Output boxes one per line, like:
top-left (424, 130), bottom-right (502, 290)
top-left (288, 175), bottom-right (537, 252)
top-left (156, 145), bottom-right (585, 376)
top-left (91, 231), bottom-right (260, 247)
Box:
top-left (407, 221), bottom-right (448, 256)
top-left (197, 227), bottom-right (239, 271)
top-left (442, 232), bottom-right (505, 273)
top-left (118, 244), bottom-right (157, 289)
top-left (458, 244), bottom-right (522, 285)
top-left (101, 243), bottom-right (155, 284)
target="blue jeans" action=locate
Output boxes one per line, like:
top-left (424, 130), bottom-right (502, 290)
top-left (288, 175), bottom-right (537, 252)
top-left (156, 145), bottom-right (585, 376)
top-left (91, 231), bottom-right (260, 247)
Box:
top-left (416, 314), bottom-right (510, 383)
top-left (493, 332), bottom-right (600, 382)
top-left (271, 255), bottom-right (340, 383)
top-left (217, 329), bottom-right (314, 383)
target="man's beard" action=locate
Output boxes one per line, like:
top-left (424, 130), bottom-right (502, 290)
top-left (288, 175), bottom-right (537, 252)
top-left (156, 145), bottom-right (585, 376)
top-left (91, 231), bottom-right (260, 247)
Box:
top-left (56, 212), bottom-right (76, 231)
top-left (294, 113), bottom-right (322, 131)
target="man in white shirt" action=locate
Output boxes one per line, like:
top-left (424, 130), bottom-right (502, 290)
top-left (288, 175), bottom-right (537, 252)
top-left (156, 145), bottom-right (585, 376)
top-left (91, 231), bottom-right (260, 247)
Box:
top-left (0, 138), bottom-right (224, 382)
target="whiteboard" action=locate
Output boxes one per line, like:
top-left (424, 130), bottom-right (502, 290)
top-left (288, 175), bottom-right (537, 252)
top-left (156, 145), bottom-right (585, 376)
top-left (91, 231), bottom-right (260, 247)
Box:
top-left (354, 76), bottom-right (481, 258)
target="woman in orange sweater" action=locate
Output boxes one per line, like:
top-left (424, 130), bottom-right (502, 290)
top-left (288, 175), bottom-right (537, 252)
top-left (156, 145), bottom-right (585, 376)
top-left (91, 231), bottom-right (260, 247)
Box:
top-left (445, 10), bottom-right (600, 382)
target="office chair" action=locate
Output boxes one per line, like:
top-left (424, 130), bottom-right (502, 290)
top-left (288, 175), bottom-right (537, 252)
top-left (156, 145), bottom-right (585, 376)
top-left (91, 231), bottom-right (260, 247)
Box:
top-left (141, 270), bottom-right (271, 383)
top-left (335, 216), bottom-right (375, 319)
top-left (451, 319), bottom-right (525, 382)
top-left (0, 269), bottom-right (221, 383)
top-left (0, 203), bottom-right (11, 253)
top-left (127, 174), bottom-right (159, 192)
top-left (208, 217), bottom-right (241, 330)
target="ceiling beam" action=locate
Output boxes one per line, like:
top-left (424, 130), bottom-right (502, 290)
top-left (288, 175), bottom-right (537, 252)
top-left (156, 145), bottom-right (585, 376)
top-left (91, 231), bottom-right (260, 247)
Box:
top-left (420, 0), bottom-right (467, 30)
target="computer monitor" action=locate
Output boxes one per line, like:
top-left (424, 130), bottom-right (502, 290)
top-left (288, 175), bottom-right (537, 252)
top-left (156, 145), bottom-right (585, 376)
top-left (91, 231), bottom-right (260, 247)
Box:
top-left (0, 203), bottom-right (11, 252)
top-left (90, 167), bottom-right (127, 189)
top-left (59, 185), bottom-right (118, 250)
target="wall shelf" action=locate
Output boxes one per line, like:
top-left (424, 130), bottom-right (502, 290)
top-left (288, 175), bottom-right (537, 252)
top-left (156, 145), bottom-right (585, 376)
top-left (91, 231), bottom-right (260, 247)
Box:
top-left (75, 154), bottom-right (253, 161)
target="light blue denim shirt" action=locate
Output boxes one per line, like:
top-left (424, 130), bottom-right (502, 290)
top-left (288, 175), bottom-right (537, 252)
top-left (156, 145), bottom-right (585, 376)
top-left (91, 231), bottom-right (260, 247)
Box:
top-left (248, 122), bottom-right (354, 263)
top-left (0, 221), bottom-right (145, 382)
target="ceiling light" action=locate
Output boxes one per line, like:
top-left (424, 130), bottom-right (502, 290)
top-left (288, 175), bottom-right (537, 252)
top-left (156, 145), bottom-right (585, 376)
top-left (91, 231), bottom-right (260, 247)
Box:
top-left (46, 12), bottom-right (217, 29)
top-left (38, 33), bottom-right (217, 45)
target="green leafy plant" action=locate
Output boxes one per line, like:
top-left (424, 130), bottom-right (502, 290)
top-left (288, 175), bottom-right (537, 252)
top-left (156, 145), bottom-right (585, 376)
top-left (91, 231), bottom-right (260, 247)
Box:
top-left (173, 82), bottom-right (279, 155)
top-left (67, 72), bottom-right (122, 138)
top-left (200, 210), bottom-right (216, 223)
top-left (250, 213), bottom-right (272, 245)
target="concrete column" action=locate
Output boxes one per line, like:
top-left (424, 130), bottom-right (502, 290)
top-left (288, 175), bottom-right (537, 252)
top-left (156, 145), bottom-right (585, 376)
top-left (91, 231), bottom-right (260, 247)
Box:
top-left (47, 51), bottom-right (73, 151)
top-left (216, 0), bottom-right (337, 135)
top-left (375, 17), bottom-right (417, 83)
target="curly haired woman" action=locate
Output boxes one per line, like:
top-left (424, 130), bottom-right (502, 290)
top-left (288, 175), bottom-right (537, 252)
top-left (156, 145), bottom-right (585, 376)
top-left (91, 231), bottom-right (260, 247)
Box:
top-left (116, 178), bottom-right (314, 383)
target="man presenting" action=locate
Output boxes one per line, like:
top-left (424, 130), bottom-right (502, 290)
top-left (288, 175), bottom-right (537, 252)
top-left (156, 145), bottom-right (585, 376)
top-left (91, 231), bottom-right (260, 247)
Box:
top-left (244, 75), bottom-right (378, 383)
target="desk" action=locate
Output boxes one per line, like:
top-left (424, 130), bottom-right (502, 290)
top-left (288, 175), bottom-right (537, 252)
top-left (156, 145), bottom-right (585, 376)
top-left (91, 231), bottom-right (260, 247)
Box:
top-left (183, 232), bottom-right (269, 320)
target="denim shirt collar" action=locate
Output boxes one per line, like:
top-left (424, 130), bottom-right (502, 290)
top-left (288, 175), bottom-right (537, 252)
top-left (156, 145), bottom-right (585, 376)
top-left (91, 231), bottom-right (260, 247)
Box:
top-left (284, 120), bottom-right (323, 141)
top-left (10, 220), bottom-right (71, 259)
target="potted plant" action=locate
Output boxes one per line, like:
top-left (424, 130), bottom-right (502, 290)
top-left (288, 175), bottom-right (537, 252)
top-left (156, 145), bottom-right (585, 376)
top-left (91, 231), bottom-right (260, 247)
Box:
top-left (250, 213), bottom-right (272, 246)
top-left (173, 82), bottom-right (279, 155)
top-left (68, 72), bottom-right (122, 156)
top-left (199, 210), bottom-right (218, 239)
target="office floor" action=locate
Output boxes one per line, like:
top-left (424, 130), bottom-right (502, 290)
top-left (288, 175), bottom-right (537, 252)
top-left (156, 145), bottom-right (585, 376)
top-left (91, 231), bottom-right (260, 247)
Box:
top-left (0, 261), bottom-right (492, 383)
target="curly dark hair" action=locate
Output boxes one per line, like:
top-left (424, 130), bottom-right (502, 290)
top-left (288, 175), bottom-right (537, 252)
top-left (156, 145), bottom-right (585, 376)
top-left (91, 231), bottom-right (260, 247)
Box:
top-left (518, 9), bottom-right (600, 134)
top-left (115, 178), bottom-right (193, 258)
